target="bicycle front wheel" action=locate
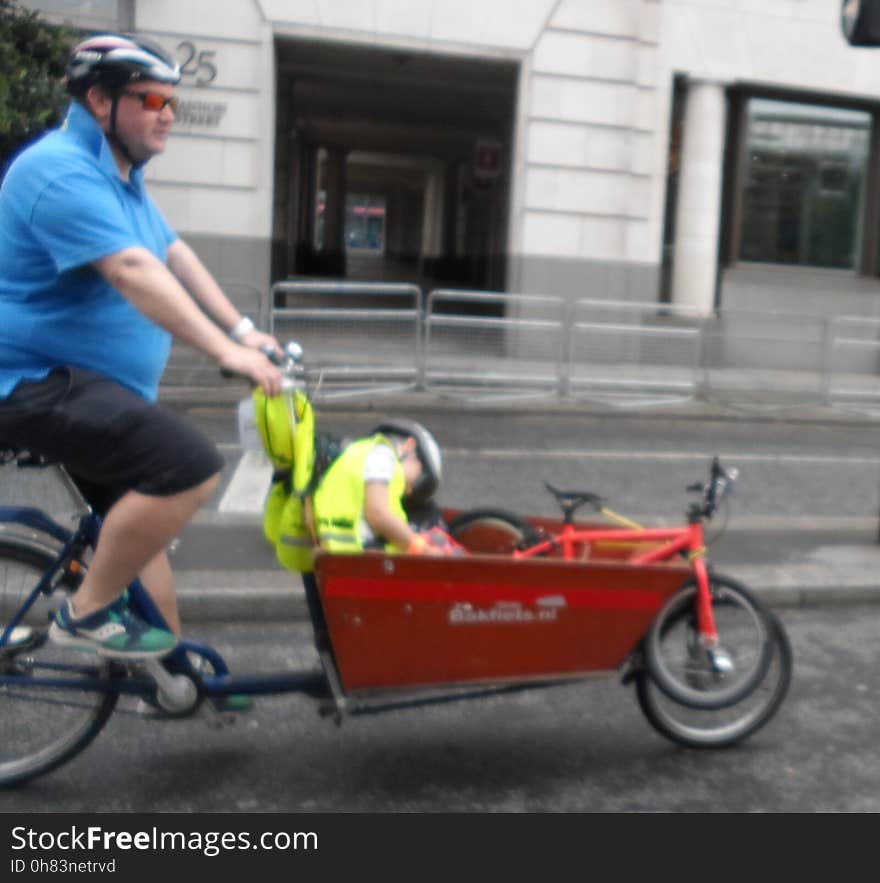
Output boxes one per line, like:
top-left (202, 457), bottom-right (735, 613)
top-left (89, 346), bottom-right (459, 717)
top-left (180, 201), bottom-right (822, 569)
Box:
top-left (0, 536), bottom-right (117, 787)
top-left (643, 574), bottom-right (774, 710)
top-left (635, 611), bottom-right (792, 749)
top-left (447, 509), bottom-right (540, 555)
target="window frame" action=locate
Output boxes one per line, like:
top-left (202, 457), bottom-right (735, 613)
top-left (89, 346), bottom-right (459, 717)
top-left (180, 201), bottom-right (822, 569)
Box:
top-left (723, 85), bottom-right (880, 277)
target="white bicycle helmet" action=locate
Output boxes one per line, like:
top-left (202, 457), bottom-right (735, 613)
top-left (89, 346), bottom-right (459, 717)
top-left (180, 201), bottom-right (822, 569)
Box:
top-left (371, 418), bottom-right (442, 505)
top-left (66, 34), bottom-right (181, 96)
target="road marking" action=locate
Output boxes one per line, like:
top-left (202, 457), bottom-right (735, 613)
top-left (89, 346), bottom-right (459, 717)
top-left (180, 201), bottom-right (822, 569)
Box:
top-left (443, 449), bottom-right (880, 465)
top-left (219, 442), bottom-right (880, 467)
top-left (218, 449), bottom-right (273, 513)
top-left (218, 446), bottom-right (880, 514)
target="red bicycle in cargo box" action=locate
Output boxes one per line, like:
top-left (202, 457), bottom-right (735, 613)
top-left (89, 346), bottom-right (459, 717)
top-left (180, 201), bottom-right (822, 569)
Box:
top-left (0, 347), bottom-right (790, 787)
top-left (319, 456), bottom-right (791, 750)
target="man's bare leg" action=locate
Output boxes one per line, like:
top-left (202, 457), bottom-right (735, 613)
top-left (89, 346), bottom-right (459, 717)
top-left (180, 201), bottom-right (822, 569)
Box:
top-left (68, 474), bottom-right (219, 621)
top-left (138, 551), bottom-right (179, 634)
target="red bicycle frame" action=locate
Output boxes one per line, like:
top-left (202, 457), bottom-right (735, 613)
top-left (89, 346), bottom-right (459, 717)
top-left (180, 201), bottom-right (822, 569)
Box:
top-left (512, 520), bottom-right (719, 644)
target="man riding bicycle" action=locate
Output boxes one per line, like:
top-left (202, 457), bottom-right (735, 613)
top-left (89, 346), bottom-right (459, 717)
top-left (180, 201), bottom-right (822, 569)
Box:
top-left (0, 34), bottom-right (282, 661)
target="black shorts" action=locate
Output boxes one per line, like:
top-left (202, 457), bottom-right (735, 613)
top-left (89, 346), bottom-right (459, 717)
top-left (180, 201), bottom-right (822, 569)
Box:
top-left (0, 367), bottom-right (224, 514)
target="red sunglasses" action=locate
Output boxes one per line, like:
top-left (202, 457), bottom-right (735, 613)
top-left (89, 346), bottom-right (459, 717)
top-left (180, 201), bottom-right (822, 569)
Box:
top-left (122, 90), bottom-right (179, 113)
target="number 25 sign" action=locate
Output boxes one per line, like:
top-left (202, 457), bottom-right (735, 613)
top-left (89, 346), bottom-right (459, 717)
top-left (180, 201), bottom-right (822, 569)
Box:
top-left (177, 40), bottom-right (217, 86)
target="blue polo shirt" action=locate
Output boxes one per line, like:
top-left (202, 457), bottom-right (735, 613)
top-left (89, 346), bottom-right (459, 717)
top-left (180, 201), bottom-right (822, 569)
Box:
top-left (0, 102), bottom-right (178, 401)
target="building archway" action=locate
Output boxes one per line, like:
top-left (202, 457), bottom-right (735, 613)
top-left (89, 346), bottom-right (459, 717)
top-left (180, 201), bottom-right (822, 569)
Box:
top-left (272, 38), bottom-right (517, 293)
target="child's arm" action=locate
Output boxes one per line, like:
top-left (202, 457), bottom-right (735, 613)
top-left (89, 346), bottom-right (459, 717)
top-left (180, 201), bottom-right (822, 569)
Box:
top-left (364, 482), bottom-right (440, 554)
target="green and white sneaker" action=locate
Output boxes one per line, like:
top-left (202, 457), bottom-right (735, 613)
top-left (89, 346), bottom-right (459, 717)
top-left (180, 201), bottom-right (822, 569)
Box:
top-left (49, 598), bottom-right (177, 659)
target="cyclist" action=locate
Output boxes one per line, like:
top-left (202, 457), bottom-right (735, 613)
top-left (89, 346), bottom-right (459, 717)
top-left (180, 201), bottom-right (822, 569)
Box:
top-left (0, 34), bottom-right (282, 660)
top-left (310, 418), bottom-right (445, 556)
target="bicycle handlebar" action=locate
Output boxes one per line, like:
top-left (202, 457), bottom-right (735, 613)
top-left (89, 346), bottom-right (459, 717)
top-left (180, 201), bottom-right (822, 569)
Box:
top-left (220, 340), bottom-right (306, 391)
top-left (692, 456), bottom-right (739, 520)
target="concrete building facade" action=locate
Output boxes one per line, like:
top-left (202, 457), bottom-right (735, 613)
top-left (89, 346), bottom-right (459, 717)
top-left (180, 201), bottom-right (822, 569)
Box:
top-left (22, 1), bottom-right (880, 332)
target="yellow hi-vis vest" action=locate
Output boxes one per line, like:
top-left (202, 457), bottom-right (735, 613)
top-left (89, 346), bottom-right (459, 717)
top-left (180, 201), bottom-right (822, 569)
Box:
top-left (252, 386), bottom-right (316, 573)
top-left (311, 435), bottom-right (407, 554)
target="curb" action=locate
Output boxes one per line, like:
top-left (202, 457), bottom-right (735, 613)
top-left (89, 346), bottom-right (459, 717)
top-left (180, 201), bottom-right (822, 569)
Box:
top-left (177, 585), bottom-right (306, 623)
top-left (160, 386), bottom-right (880, 428)
top-left (175, 570), bottom-right (305, 623)
top-left (172, 566), bottom-right (880, 624)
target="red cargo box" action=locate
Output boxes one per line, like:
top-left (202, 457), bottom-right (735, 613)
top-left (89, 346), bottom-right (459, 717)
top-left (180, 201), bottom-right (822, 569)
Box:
top-left (315, 545), bottom-right (690, 692)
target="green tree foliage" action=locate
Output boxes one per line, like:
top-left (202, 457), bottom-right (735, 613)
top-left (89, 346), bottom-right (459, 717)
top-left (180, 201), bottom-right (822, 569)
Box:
top-left (0, 1), bottom-right (75, 171)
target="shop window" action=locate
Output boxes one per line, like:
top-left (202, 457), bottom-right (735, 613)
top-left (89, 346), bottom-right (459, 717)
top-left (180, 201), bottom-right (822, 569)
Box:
top-left (739, 98), bottom-right (871, 270)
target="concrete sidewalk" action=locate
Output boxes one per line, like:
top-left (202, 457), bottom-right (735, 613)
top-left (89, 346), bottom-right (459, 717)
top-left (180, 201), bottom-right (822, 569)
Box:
top-left (5, 485), bottom-right (880, 624)
top-left (6, 474), bottom-right (880, 622)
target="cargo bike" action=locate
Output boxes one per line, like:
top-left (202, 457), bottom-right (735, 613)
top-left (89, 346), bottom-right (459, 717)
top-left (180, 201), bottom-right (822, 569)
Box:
top-left (0, 345), bottom-right (791, 787)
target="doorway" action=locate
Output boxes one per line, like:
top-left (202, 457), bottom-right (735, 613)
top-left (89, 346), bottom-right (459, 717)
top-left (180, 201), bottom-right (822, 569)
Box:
top-left (273, 38), bottom-right (518, 293)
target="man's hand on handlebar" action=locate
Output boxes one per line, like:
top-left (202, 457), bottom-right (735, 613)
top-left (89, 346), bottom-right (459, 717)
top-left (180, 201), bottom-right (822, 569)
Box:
top-left (219, 344), bottom-right (283, 396)
top-left (236, 327), bottom-right (284, 361)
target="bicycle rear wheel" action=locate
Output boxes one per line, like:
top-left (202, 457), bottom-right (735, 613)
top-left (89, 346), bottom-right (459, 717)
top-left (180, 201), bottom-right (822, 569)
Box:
top-left (635, 611), bottom-right (792, 748)
top-left (447, 509), bottom-right (540, 555)
top-left (643, 574), bottom-right (774, 710)
top-left (0, 536), bottom-right (117, 787)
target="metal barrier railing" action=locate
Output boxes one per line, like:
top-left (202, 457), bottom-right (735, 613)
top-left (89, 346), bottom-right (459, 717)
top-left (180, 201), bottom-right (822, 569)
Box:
top-left (256, 281), bottom-right (880, 415)
top-left (566, 299), bottom-right (704, 407)
top-left (270, 281), bottom-right (421, 400)
top-left (825, 315), bottom-right (880, 413)
top-left (422, 290), bottom-right (566, 402)
top-left (700, 309), bottom-right (829, 407)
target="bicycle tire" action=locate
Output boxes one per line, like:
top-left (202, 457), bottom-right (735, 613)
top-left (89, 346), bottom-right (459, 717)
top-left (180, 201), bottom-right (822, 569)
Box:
top-left (643, 574), bottom-right (774, 710)
top-left (635, 610), bottom-right (792, 749)
top-left (447, 509), bottom-right (541, 555)
top-left (0, 536), bottom-right (118, 787)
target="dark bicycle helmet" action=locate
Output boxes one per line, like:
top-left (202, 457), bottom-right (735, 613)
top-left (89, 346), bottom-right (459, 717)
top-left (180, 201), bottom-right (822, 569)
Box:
top-left (371, 418), bottom-right (442, 505)
top-left (66, 34), bottom-right (181, 97)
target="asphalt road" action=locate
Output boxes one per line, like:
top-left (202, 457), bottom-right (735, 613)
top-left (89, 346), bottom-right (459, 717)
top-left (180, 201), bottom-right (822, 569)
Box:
top-left (3, 603), bottom-right (879, 812)
top-left (6, 403), bottom-right (880, 813)
top-left (188, 401), bottom-right (880, 524)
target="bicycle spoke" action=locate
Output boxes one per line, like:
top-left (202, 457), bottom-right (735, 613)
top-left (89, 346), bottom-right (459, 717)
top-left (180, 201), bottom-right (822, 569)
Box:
top-left (636, 612), bottom-right (792, 748)
top-left (644, 576), bottom-right (774, 710)
top-left (0, 539), bottom-right (117, 786)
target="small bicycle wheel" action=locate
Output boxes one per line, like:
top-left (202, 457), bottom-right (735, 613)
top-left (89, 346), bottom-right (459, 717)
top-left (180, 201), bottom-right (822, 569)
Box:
top-left (644, 574), bottom-right (774, 710)
top-left (447, 509), bottom-right (540, 555)
top-left (635, 611), bottom-right (792, 749)
top-left (0, 537), bottom-right (117, 787)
